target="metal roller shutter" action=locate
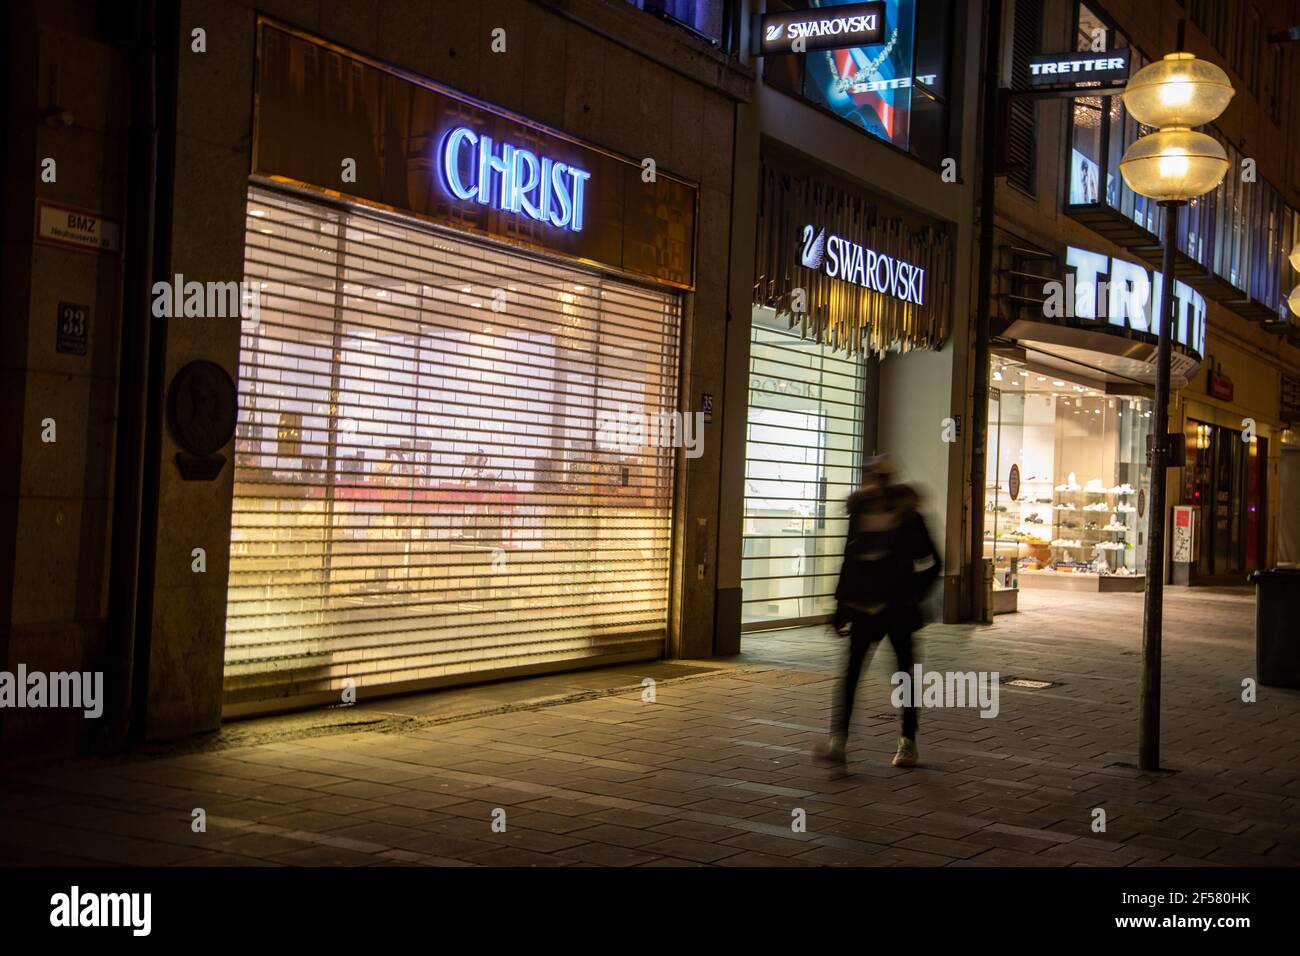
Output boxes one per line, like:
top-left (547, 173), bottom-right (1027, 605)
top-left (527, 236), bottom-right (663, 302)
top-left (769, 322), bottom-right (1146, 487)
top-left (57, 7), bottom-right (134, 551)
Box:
top-left (224, 186), bottom-right (681, 710)
top-left (741, 310), bottom-right (867, 628)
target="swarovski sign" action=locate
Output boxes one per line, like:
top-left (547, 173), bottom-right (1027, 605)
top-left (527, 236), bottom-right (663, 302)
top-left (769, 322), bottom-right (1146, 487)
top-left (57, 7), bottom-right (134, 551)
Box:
top-left (801, 224), bottom-right (926, 306)
top-left (755, 2), bottom-right (885, 56)
top-left (1027, 49), bottom-right (1131, 87)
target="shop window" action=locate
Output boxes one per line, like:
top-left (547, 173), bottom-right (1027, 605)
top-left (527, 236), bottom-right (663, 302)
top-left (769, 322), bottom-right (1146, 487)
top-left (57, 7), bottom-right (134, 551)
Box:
top-left (1246, 9), bottom-right (1261, 95)
top-left (1221, 11), bottom-right (1237, 74)
top-left (984, 355), bottom-right (1152, 588)
top-left (625, 0), bottom-right (727, 46)
top-left (761, 0), bottom-right (955, 168)
top-left (1268, 46), bottom-right (1283, 124)
top-left (1206, 2), bottom-right (1224, 54)
top-left (1067, 5), bottom-right (1160, 232)
top-left (1068, 96), bottom-right (1102, 205)
top-left (1067, 3), bottom-right (1106, 204)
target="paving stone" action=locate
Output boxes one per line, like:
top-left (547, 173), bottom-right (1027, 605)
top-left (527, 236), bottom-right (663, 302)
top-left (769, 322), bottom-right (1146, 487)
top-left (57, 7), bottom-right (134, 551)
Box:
top-left (716, 850), bottom-right (818, 867)
top-left (264, 845), bottom-right (388, 866)
top-left (637, 837), bottom-right (744, 863)
top-left (461, 846), bottom-right (568, 867)
top-left (2, 587), bottom-right (1296, 868)
top-left (555, 842), bottom-right (664, 866)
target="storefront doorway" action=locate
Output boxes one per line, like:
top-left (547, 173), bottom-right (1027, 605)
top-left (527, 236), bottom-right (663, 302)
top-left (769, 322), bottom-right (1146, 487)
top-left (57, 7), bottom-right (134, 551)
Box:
top-left (740, 308), bottom-right (869, 628)
top-left (224, 187), bottom-right (682, 711)
top-left (1184, 420), bottom-right (1267, 580)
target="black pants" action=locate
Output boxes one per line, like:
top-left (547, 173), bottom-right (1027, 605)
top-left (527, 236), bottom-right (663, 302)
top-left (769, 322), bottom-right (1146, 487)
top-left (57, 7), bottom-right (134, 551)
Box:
top-left (832, 607), bottom-right (918, 739)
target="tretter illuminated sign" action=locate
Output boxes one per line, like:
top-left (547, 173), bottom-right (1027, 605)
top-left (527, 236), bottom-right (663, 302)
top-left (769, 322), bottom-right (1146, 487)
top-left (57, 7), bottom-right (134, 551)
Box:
top-left (801, 224), bottom-right (925, 306)
top-left (1060, 246), bottom-right (1206, 357)
top-left (1027, 49), bottom-right (1130, 87)
top-left (755, 2), bottom-right (886, 56)
top-left (439, 126), bottom-right (591, 232)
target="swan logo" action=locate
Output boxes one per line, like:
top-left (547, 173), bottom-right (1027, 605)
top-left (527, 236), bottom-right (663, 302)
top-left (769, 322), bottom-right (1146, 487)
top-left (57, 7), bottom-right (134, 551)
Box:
top-left (800, 225), bottom-right (826, 269)
top-left (765, 23), bottom-right (784, 43)
top-left (798, 223), bottom-right (925, 306)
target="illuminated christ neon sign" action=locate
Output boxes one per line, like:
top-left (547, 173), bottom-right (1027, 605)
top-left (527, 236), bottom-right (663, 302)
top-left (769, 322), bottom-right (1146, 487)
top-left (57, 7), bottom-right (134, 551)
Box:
top-left (439, 126), bottom-right (591, 232)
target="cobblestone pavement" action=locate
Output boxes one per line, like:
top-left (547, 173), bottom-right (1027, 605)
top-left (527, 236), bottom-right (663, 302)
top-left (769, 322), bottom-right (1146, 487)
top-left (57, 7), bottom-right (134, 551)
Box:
top-left (1, 586), bottom-right (1297, 867)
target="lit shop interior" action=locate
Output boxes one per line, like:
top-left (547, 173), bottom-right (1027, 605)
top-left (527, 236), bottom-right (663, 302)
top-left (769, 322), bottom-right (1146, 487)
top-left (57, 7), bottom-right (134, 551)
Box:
top-left (984, 352), bottom-right (1153, 598)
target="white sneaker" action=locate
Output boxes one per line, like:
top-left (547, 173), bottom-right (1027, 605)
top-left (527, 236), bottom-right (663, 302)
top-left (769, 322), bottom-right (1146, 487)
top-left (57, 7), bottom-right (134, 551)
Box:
top-left (891, 736), bottom-right (919, 767)
top-left (813, 735), bottom-right (846, 765)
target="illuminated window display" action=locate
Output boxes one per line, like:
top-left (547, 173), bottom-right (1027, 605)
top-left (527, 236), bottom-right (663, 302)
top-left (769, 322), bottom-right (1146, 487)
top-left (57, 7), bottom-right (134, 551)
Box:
top-left (984, 354), bottom-right (1152, 592)
top-left (762, 0), bottom-right (954, 165)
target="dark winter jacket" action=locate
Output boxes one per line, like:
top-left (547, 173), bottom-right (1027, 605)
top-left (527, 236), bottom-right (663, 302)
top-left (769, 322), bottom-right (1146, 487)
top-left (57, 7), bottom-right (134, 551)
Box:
top-left (833, 483), bottom-right (941, 633)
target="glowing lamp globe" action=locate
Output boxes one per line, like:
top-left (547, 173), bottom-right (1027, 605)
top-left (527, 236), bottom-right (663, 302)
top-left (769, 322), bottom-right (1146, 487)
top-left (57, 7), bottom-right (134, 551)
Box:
top-left (1119, 127), bottom-right (1229, 201)
top-left (1289, 285), bottom-right (1300, 318)
top-left (1122, 52), bottom-right (1234, 128)
top-left (1290, 241), bottom-right (1300, 274)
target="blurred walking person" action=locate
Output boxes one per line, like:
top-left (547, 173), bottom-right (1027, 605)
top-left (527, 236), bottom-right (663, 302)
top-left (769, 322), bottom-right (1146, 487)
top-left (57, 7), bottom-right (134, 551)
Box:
top-left (814, 456), bottom-right (940, 768)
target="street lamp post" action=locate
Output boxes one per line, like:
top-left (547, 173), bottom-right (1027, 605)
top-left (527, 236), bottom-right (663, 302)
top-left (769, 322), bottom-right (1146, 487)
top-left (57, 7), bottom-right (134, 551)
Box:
top-left (1119, 43), bottom-right (1233, 771)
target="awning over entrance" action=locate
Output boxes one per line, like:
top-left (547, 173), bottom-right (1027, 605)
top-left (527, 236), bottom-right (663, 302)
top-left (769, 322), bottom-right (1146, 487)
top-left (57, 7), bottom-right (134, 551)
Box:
top-left (1000, 317), bottom-right (1202, 389)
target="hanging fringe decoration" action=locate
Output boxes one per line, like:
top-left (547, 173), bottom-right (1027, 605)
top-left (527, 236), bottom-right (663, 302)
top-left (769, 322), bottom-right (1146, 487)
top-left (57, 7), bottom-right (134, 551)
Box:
top-left (753, 154), bottom-right (952, 358)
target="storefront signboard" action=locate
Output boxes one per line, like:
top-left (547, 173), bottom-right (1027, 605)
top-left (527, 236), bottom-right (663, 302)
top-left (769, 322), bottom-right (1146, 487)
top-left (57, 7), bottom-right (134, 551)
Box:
top-left (800, 224), bottom-right (926, 305)
top-left (754, 153), bottom-right (951, 357)
top-left (1172, 505), bottom-right (1196, 563)
top-left (1208, 366), bottom-right (1235, 402)
top-left (36, 200), bottom-right (121, 255)
top-left (755, 2), bottom-right (886, 56)
top-left (438, 126), bottom-right (591, 232)
top-left (252, 21), bottom-right (696, 290)
top-left (1027, 49), bottom-right (1130, 88)
top-left (1063, 246), bottom-right (1207, 358)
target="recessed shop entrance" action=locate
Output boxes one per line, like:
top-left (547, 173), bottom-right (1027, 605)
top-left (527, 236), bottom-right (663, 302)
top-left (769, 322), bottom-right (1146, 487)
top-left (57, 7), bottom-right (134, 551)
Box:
top-left (1184, 419), bottom-right (1267, 581)
top-left (740, 307), bottom-right (870, 629)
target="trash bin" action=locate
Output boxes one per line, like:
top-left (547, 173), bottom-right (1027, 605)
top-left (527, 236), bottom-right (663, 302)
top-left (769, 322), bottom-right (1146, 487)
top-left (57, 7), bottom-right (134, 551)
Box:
top-left (1249, 568), bottom-right (1300, 688)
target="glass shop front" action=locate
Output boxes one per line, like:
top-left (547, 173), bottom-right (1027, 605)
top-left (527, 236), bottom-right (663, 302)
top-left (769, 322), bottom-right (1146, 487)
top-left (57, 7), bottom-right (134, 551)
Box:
top-left (985, 353), bottom-right (1153, 595)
